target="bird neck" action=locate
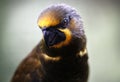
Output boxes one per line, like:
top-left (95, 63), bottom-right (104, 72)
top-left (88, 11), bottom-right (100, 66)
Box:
top-left (39, 37), bottom-right (86, 58)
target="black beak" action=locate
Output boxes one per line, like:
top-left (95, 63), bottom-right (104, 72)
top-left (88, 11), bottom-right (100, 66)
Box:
top-left (42, 28), bottom-right (66, 47)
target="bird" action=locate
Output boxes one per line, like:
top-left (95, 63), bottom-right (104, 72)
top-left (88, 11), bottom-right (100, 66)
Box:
top-left (11, 4), bottom-right (89, 82)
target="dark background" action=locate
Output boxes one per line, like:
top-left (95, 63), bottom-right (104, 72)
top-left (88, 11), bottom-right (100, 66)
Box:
top-left (0, 0), bottom-right (120, 82)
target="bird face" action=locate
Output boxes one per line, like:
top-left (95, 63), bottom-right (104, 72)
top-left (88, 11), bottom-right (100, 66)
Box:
top-left (37, 4), bottom-right (84, 49)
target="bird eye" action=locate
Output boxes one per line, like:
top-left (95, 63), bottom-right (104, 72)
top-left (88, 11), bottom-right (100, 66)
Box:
top-left (60, 18), bottom-right (69, 28)
top-left (63, 18), bottom-right (69, 26)
top-left (55, 17), bottom-right (71, 29)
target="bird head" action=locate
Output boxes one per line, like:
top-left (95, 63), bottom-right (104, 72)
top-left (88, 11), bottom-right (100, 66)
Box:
top-left (37, 4), bottom-right (86, 55)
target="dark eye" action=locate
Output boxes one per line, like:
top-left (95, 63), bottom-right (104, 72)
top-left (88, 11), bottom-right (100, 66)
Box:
top-left (60, 18), bottom-right (69, 29)
top-left (62, 18), bottom-right (69, 26)
top-left (55, 17), bottom-right (71, 29)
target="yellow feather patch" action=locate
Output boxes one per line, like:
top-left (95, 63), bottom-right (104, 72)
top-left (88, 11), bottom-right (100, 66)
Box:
top-left (42, 53), bottom-right (61, 61)
top-left (51, 28), bottom-right (72, 48)
top-left (79, 48), bottom-right (87, 56)
top-left (37, 12), bottom-right (60, 28)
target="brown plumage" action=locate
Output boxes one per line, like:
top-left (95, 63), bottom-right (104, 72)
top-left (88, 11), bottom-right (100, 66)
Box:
top-left (11, 4), bottom-right (89, 82)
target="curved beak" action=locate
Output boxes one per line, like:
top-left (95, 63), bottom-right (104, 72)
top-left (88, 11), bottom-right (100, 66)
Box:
top-left (42, 28), bottom-right (66, 47)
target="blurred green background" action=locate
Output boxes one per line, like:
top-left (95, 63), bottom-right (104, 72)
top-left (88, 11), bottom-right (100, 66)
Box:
top-left (0, 0), bottom-right (120, 82)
